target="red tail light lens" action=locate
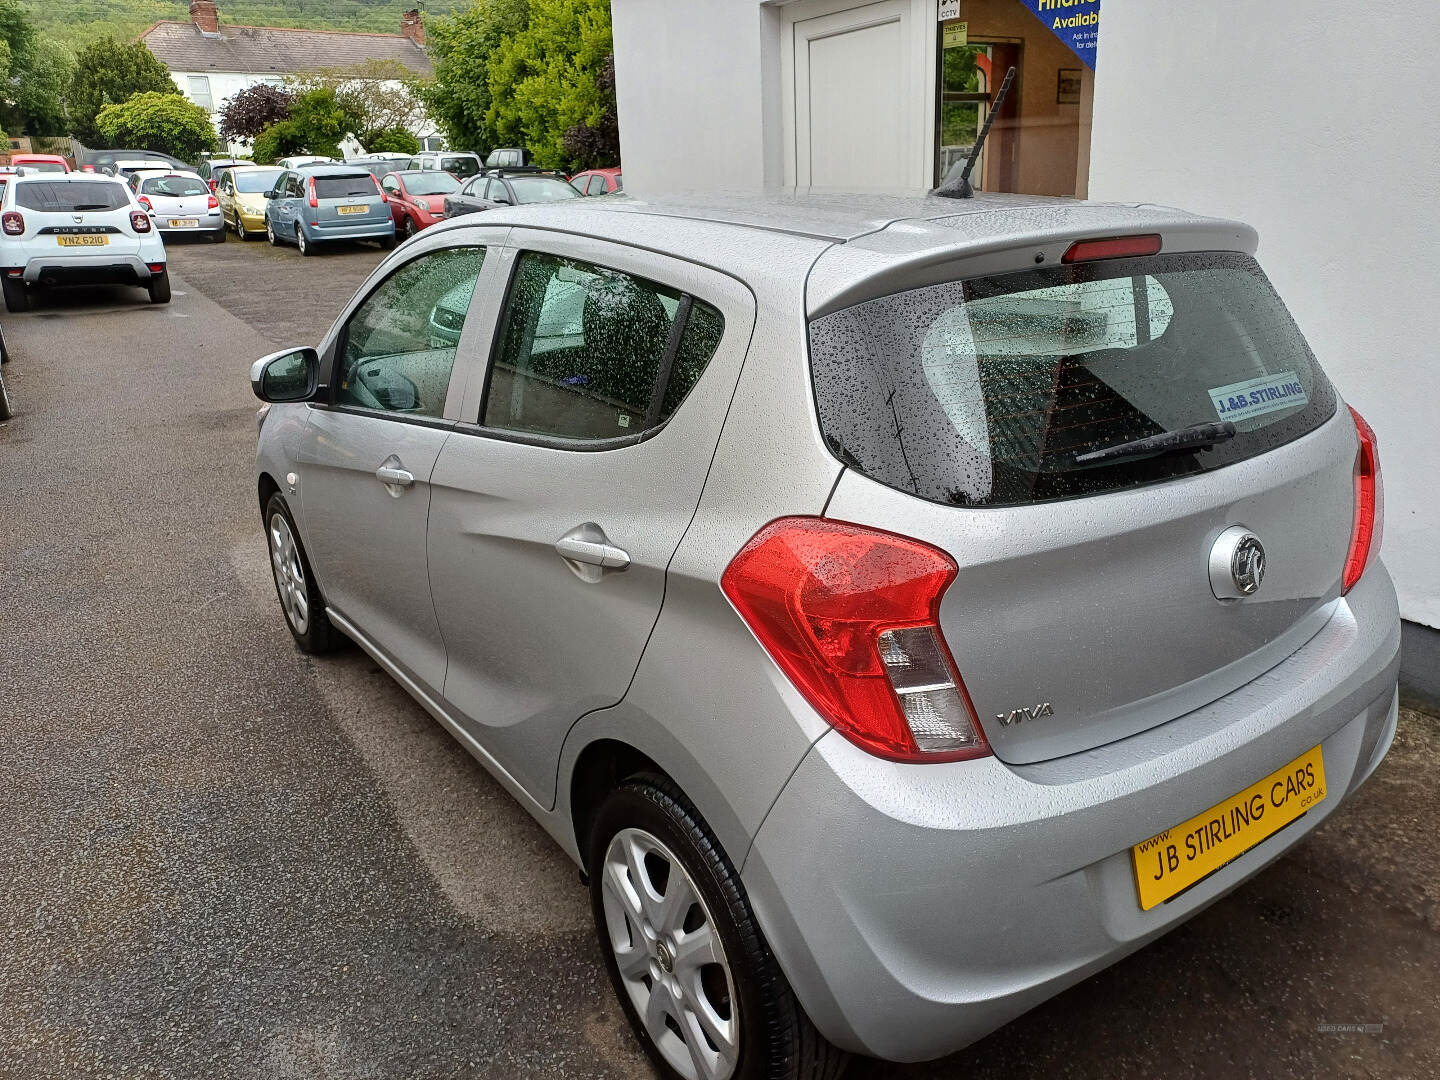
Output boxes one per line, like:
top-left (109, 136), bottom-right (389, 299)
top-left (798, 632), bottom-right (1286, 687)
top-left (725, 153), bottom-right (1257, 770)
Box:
top-left (306, 177), bottom-right (318, 209)
top-left (207, 194), bottom-right (219, 209)
top-left (372, 175), bottom-right (388, 202)
top-left (1062, 234), bottom-right (1163, 263)
top-left (721, 517), bottom-right (989, 762)
top-left (130, 210), bottom-right (151, 233)
top-left (1342, 406), bottom-right (1382, 594)
top-left (137, 195), bottom-right (152, 210)
top-left (1, 211), bottom-right (23, 236)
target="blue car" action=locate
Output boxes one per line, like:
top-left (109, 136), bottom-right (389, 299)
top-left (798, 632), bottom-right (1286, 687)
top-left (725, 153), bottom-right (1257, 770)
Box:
top-left (263, 164), bottom-right (395, 255)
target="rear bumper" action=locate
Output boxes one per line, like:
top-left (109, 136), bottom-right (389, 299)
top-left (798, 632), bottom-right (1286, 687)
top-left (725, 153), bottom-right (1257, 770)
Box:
top-left (19, 254), bottom-right (156, 286)
top-left (305, 220), bottom-right (394, 241)
top-left (155, 210), bottom-right (223, 234)
top-left (742, 565), bottom-right (1401, 1062)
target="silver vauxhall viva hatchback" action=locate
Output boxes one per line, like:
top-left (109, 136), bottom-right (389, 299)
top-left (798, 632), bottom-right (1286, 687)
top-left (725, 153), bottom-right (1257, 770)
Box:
top-left (251, 192), bottom-right (1399, 1079)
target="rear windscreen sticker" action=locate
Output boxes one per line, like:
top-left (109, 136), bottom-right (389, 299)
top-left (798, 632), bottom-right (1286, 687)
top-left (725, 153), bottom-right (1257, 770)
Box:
top-left (1209, 371), bottom-right (1308, 423)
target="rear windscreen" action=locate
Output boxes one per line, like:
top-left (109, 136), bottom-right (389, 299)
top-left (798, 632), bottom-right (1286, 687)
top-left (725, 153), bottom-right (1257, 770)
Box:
top-left (313, 175), bottom-right (376, 200)
top-left (15, 181), bottom-right (129, 212)
top-left (142, 176), bottom-right (208, 197)
top-left (809, 252), bottom-right (1337, 507)
top-left (442, 156), bottom-right (480, 178)
top-left (404, 172), bottom-right (460, 195)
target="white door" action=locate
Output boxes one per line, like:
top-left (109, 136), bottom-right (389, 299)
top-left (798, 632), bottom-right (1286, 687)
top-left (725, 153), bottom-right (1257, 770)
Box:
top-left (783, 0), bottom-right (934, 190)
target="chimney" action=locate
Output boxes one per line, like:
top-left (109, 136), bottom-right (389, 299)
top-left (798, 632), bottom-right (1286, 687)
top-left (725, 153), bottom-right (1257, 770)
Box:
top-left (401, 9), bottom-right (425, 47)
top-left (190, 0), bottom-right (220, 35)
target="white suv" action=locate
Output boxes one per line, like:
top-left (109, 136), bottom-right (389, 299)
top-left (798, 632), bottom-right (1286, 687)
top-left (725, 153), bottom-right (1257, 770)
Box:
top-left (0, 173), bottom-right (169, 311)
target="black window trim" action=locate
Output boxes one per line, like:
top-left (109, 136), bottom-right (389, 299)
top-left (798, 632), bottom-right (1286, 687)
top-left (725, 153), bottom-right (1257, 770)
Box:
top-left (311, 241), bottom-right (490, 428)
top-left (467, 250), bottom-right (714, 454)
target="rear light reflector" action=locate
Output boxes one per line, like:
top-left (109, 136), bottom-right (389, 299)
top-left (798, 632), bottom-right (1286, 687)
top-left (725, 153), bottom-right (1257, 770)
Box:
top-left (147, 263), bottom-right (165, 273)
top-left (1062, 234), bottom-right (1163, 263)
top-left (721, 517), bottom-right (989, 762)
top-left (131, 211), bottom-right (152, 233)
top-left (1342, 406), bottom-right (1382, 594)
top-left (1, 211), bottom-right (23, 236)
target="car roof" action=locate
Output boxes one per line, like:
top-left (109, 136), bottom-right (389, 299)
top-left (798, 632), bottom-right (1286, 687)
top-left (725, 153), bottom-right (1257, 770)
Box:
top-left (426, 188), bottom-right (1256, 314)
top-left (12, 154), bottom-right (67, 162)
top-left (228, 163), bottom-right (282, 172)
top-left (294, 164), bottom-right (371, 175)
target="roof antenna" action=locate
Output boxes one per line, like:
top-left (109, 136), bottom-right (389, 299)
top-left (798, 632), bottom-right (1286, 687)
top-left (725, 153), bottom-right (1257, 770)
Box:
top-left (933, 65), bottom-right (1016, 199)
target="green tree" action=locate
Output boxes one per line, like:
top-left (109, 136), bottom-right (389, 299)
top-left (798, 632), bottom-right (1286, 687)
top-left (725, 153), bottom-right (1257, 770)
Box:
top-left (13, 38), bottom-right (76, 135)
top-left (288, 59), bottom-right (429, 149)
top-left (66, 37), bottom-right (177, 146)
top-left (363, 127), bottom-right (420, 155)
top-left (96, 91), bottom-right (216, 161)
top-left (486, 0), bottom-right (615, 171)
top-left (250, 87), bottom-right (363, 164)
top-left (421, 0), bottom-right (529, 154)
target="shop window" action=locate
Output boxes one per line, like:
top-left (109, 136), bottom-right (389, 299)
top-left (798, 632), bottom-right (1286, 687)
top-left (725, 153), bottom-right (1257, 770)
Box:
top-left (936, 1), bottom-right (1098, 198)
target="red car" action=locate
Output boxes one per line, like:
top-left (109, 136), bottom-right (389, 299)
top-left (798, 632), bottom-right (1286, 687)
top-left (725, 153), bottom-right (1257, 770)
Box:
top-left (569, 167), bottom-right (623, 195)
top-left (9, 154), bottom-right (70, 174)
top-left (379, 170), bottom-right (461, 239)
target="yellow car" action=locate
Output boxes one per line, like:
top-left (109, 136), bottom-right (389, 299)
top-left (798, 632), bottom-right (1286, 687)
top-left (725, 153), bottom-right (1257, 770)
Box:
top-left (218, 165), bottom-right (285, 241)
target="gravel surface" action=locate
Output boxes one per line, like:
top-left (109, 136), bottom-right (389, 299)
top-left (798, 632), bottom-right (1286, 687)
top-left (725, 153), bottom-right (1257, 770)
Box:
top-left (0, 235), bottom-right (1435, 1079)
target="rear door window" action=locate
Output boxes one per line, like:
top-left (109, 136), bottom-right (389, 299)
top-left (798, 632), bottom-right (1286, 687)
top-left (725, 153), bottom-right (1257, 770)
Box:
top-left (481, 251), bottom-right (725, 442)
top-left (15, 181), bottom-right (128, 212)
top-left (809, 252), bottom-right (1337, 507)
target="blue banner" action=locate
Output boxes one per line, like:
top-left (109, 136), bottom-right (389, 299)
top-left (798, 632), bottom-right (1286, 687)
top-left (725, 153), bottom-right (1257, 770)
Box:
top-left (1016, 0), bottom-right (1101, 70)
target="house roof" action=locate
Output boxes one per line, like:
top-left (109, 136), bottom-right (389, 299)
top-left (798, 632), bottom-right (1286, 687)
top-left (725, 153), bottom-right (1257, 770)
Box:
top-left (140, 21), bottom-right (433, 78)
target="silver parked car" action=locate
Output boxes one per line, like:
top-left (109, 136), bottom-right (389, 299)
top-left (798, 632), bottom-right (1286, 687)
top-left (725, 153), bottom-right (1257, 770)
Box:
top-left (128, 169), bottom-right (225, 242)
top-left (250, 193), bottom-right (1398, 1078)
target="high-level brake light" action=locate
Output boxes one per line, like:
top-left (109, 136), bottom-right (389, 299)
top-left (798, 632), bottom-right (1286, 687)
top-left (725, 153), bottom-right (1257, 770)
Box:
top-left (1342, 407), bottom-right (1382, 594)
top-left (1062, 234), bottom-right (1163, 263)
top-left (722, 517), bottom-right (989, 763)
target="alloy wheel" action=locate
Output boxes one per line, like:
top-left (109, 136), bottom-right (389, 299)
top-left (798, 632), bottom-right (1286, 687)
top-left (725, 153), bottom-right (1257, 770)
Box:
top-left (266, 220), bottom-right (276, 245)
top-left (237, 218), bottom-right (248, 240)
top-left (601, 828), bottom-right (738, 1080)
top-left (295, 226), bottom-right (308, 254)
top-left (267, 513), bottom-right (309, 634)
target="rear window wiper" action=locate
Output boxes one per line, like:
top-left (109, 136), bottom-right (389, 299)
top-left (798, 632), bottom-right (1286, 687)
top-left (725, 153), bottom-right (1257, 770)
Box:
top-left (70, 203), bottom-right (113, 211)
top-left (1073, 420), bottom-right (1237, 466)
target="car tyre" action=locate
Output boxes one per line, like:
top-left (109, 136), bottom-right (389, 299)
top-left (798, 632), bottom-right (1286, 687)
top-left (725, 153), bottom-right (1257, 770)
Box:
top-left (0, 365), bottom-right (12, 421)
top-left (2, 276), bottom-right (28, 313)
top-left (210, 228), bottom-right (226, 244)
top-left (588, 775), bottom-right (849, 1080)
top-left (400, 215), bottom-right (415, 241)
top-left (235, 217), bottom-right (248, 240)
top-left (378, 233), bottom-right (396, 251)
top-left (267, 219), bottom-right (279, 246)
top-left (264, 492), bottom-right (343, 655)
top-left (296, 225), bottom-right (314, 256)
top-left (147, 273), bottom-right (171, 305)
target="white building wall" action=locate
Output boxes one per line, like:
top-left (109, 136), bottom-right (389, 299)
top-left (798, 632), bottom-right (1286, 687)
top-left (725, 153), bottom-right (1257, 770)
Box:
top-left (1088, 0), bottom-right (1440, 627)
top-left (612, 0), bottom-right (783, 194)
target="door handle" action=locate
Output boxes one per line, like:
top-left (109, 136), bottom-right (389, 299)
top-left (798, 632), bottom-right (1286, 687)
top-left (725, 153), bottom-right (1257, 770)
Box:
top-left (375, 466), bottom-right (414, 486)
top-left (555, 536), bottom-right (630, 569)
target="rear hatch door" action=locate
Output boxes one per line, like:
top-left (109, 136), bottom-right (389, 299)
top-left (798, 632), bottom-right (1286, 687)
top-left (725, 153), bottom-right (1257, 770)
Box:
top-left (312, 173), bottom-right (388, 228)
top-left (811, 238), bottom-right (1355, 764)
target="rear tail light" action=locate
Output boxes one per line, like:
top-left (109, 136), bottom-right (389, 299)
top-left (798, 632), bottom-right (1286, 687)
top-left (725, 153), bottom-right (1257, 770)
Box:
top-left (1342, 406), bottom-right (1382, 594)
top-left (1062, 234), bottom-right (1163, 263)
top-left (372, 175), bottom-right (387, 202)
top-left (306, 177), bottom-right (318, 209)
top-left (131, 210), bottom-right (152, 233)
top-left (1, 211), bottom-right (23, 235)
top-left (207, 194), bottom-right (219, 209)
top-left (721, 517), bottom-right (989, 762)
top-left (137, 195), bottom-right (152, 210)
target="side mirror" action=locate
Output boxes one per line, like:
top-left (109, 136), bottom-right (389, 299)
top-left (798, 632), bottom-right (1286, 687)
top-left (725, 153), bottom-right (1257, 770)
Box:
top-left (263, 190), bottom-right (277, 199)
top-left (251, 347), bottom-right (319, 403)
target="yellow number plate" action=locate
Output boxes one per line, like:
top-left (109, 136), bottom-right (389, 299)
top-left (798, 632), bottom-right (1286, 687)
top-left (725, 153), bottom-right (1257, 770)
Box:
top-left (337, 204), bottom-right (368, 215)
top-left (168, 218), bottom-right (199, 228)
top-left (1132, 745), bottom-right (1326, 911)
top-left (57, 234), bottom-right (108, 247)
